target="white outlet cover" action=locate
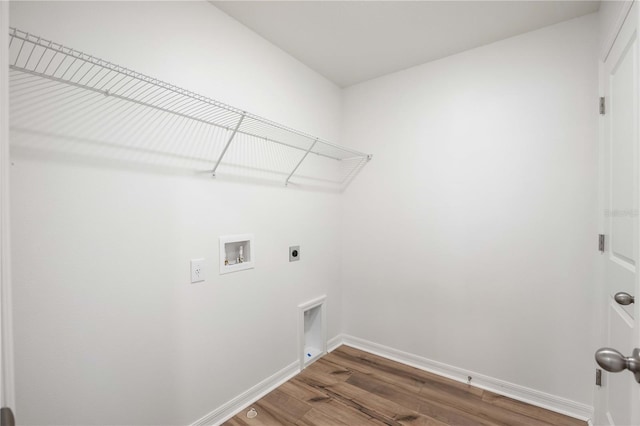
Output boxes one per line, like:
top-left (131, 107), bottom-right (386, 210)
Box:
top-left (190, 258), bottom-right (205, 283)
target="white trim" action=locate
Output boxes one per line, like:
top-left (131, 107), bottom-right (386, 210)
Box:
top-left (340, 335), bottom-right (593, 423)
top-left (327, 334), bottom-right (343, 352)
top-left (610, 299), bottom-right (635, 328)
top-left (600, 0), bottom-right (635, 62)
top-left (297, 295), bottom-right (327, 312)
top-left (190, 360), bottom-right (299, 426)
top-left (0, 0), bottom-right (16, 412)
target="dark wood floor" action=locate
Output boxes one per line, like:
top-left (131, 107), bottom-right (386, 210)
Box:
top-left (224, 345), bottom-right (586, 426)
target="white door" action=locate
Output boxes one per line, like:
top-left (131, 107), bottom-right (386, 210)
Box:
top-left (596, 3), bottom-right (640, 425)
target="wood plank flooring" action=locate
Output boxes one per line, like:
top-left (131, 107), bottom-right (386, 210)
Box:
top-left (224, 346), bottom-right (586, 426)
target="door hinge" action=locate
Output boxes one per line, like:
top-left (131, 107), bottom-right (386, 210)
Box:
top-left (596, 368), bottom-right (602, 386)
top-left (599, 234), bottom-right (605, 253)
top-left (600, 97), bottom-right (606, 115)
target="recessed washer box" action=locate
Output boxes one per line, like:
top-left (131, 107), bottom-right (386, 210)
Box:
top-left (219, 234), bottom-right (254, 275)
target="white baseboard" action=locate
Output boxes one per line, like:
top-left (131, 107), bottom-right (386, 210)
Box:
top-left (190, 332), bottom-right (345, 426)
top-left (327, 334), bottom-right (343, 353)
top-left (190, 360), bottom-right (300, 426)
top-left (337, 334), bottom-right (593, 423)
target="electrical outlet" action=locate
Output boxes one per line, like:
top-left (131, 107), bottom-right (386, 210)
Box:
top-left (191, 258), bottom-right (205, 283)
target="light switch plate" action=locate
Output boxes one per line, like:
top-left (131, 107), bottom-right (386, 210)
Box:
top-left (191, 258), bottom-right (205, 283)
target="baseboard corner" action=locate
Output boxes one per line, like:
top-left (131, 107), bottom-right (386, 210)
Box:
top-left (327, 333), bottom-right (344, 352)
top-left (190, 360), bottom-right (300, 426)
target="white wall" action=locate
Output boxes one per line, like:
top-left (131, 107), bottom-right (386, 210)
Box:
top-left (9, 2), bottom-right (343, 424)
top-left (341, 13), bottom-right (599, 407)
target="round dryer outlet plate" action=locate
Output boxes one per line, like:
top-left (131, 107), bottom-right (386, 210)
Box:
top-left (289, 245), bottom-right (300, 262)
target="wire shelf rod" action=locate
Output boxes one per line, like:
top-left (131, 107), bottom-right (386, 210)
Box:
top-left (52, 55), bottom-right (71, 77)
top-left (60, 57), bottom-right (81, 80)
top-left (212, 114), bottom-right (245, 176)
top-left (82, 66), bottom-right (108, 88)
top-left (13, 36), bottom-right (26, 67)
top-left (33, 39), bottom-right (53, 70)
top-left (186, 102), bottom-right (224, 121)
top-left (103, 72), bottom-right (132, 94)
top-left (285, 139), bottom-right (318, 186)
top-left (43, 51), bottom-right (61, 76)
top-left (97, 70), bottom-right (124, 92)
top-left (115, 78), bottom-right (148, 99)
top-left (165, 97), bottom-right (207, 118)
top-left (68, 61), bottom-right (90, 82)
top-left (137, 86), bottom-right (171, 105)
top-left (76, 63), bottom-right (98, 85)
top-left (340, 156), bottom-right (368, 185)
top-left (23, 36), bottom-right (40, 67)
top-left (143, 88), bottom-right (178, 108)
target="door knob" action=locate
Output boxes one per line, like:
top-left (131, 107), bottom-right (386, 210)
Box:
top-left (595, 347), bottom-right (640, 383)
top-left (0, 407), bottom-right (15, 426)
top-left (614, 292), bottom-right (635, 305)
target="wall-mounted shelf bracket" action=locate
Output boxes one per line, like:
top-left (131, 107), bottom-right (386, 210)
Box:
top-left (212, 113), bottom-right (245, 177)
top-left (285, 138), bottom-right (318, 186)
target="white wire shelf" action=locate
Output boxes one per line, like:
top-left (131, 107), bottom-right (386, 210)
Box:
top-left (8, 27), bottom-right (371, 189)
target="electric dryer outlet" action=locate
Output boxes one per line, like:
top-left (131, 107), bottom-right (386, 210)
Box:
top-left (289, 246), bottom-right (300, 262)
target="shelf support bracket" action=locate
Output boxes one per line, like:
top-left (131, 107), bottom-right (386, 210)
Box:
top-left (285, 138), bottom-right (318, 186)
top-left (212, 113), bottom-right (245, 177)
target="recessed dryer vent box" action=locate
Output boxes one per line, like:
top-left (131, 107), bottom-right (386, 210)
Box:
top-left (298, 296), bottom-right (327, 369)
top-left (219, 234), bottom-right (254, 275)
